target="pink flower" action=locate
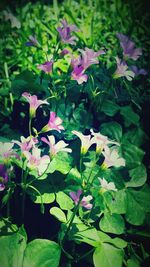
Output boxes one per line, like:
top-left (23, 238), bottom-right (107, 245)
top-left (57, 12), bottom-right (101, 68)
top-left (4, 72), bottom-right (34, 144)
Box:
top-left (22, 92), bottom-right (49, 118)
top-left (79, 47), bottom-right (105, 70)
top-left (69, 190), bottom-right (93, 209)
top-left (71, 65), bottom-right (88, 84)
top-left (37, 61), bottom-right (54, 73)
top-left (24, 147), bottom-right (50, 175)
top-left (41, 112), bottom-right (64, 133)
top-left (41, 135), bottom-right (72, 157)
top-left (57, 19), bottom-right (79, 45)
top-left (0, 142), bottom-right (18, 161)
top-left (116, 33), bottom-right (142, 60)
top-left (113, 57), bottom-right (135, 81)
top-left (60, 48), bottom-right (70, 56)
top-left (13, 136), bottom-right (38, 152)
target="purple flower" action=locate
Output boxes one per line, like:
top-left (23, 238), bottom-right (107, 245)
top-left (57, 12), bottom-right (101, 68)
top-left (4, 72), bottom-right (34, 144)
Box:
top-left (37, 61), bottom-right (54, 73)
top-left (57, 19), bottom-right (79, 45)
top-left (116, 33), bottom-right (142, 61)
top-left (130, 65), bottom-right (147, 76)
top-left (79, 47), bottom-right (105, 70)
top-left (69, 190), bottom-right (93, 210)
top-left (0, 164), bottom-right (8, 191)
top-left (60, 48), bottom-right (70, 56)
top-left (113, 57), bottom-right (135, 81)
top-left (25, 35), bottom-right (39, 47)
top-left (71, 65), bottom-right (88, 84)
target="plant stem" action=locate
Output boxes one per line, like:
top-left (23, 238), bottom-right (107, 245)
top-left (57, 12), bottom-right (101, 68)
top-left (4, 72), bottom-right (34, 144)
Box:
top-left (29, 117), bottom-right (32, 137)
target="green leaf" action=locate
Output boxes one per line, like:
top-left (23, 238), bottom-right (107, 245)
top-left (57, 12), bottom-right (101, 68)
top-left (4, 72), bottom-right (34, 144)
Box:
top-left (46, 152), bottom-right (73, 174)
top-left (0, 231), bottom-right (26, 267)
top-left (126, 164), bottom-right (147, 187)
top-left (121, 141), bottom-right (145, 169)
top-left (56, 192), bottom-right (74, 210)
top-left (120, 106), bottom-right (140, 127)
top-left (101, 100), bottom-right (120, 116)
top-left (127, 258), bottom-right (140, 267)
top-left (100, 213), bottom-right (125, 234)
top-left (125, 187), bottom-right (150, 225)
top-left (23, 239), bottom-right (61, 267)
top-left (73, 224), bottom-right (100, 247)
top-left (100, 122), bottom-right (122, 142)
top-left (50, 207), bottom-right (67, 223)
top-left (97, 231), bottom-right (127, 249)
top-left (93, 243), bottom-right (124, 267)
top-left (106, 190), bottom-right (126, 214)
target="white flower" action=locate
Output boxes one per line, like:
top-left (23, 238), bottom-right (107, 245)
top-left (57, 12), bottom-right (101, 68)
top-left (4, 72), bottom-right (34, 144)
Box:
top-left (99, 178), bottom-right (117, 191)
top-left (72, 130), bottom-right (95, 155)
top-left (41, 135), bottom-right (72, 156)
top-left (102, 146), bottom-right (125, 168)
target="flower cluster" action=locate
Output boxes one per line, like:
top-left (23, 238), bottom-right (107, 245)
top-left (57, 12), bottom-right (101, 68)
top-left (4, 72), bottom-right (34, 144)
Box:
top-left (113, 33), bottom-right (146, 80)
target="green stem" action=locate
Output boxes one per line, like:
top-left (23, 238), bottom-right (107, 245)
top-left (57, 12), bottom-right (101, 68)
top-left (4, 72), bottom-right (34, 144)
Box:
top-left (29, 117), bottom-right (32, 137)
top-left (27, 185), bottom-right (44, 214)
top-left (75, 247), bottom-right (95, 263)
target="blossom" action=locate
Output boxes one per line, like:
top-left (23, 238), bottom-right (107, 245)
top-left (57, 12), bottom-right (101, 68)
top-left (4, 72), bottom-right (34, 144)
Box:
top-left (72, 130), bottom-right (95, 155)
top-left (116, 33), bottom-right (142, 60)
top-left (57, 19), bottom-right (79, 45)
top-left (25, 35), bottom-right (39, 47)
top-left (90, 129), bottom-right (119, 154)
top-left (13, 136), bottom-right (38, 152)
top-left (130, 65), bottom-right (147, 76)
top-left (24, 147), bottom-right (50, 175)
top-left (79, 47), bottom-right (105, 70)
top-left (102, 146), bottom-right (125, 168)
top-left (99, 177), bottom-right (117, 192)
top-left (41, 112), bottom-right (64, 133)
top-left (69, 190), bottom-right (93, 209)
top-left (37, 61), bottom-right (54, 74)
top-left (22, 92), bottom-right (49, 118)
top-left (0, 142), bottom-right (18, 161)
top-left (3, 10), bottom-right (21, 28)
top-left (41, 135), bottom-right (72, 157)
top-left (71, 65), bottom-right (88, 84)
top-left (0, 164), bottom-right (8, 191)
top-left (113, 57), bottom-right (135, 81)
top-left (60, 48), bottom-right (70, 56)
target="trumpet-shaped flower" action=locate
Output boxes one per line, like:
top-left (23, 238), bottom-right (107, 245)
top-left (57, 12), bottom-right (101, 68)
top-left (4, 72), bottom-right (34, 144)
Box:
top-left (102, 146), bottom-right (125, 168)
top-left (37, 61), bottom-right (54, 74)
top-left (69, 190), bottom-right (93, 209)
top-left (79, 47), bottom-right (105, 70)
top-left (130, 65), bottom-right (147, 76)
top-left (72, 130), bottom-right (95, 155)
top-left (41, 135), bottom-right (72, 157)
top-left (24, 147), bottom-right (50, 175)
top-left (22, 92), bottom-right (49, 118)
top-left (90, 129), bottom-right (119, 154)
top-left (57, 19), bottom-right (79, 45)
top-left (113, 57), bottom-right (135, 81)
top-left (3, 10), bottom-right (21, 29)
top-left (25, 35), bottom-right (39, 47)
top-left (41, 112), bottom-right (64, 133)
top-left (0, 142), bottom-right (18, 161)
top-left (99, 177), bottom-right (117, 192)
top-left (71, 65), bottom-right (88, 84)
top-left (0, 164), bottom-right (8, 191)
top-left (116, 33), bottom-right (142, 60)
top-left (13, 136), bottom-right (38, 152)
